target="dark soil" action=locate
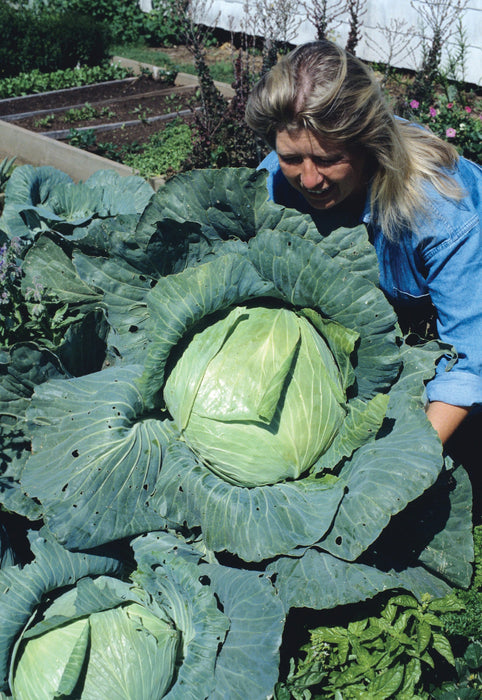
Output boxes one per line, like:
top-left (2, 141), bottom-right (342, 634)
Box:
top-left (0, 75), bottom-right (199, 151)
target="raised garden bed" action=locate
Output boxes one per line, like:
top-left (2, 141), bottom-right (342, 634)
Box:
top-left (0, 73), bottom-right (198, 149)
top-left (0, 60), bottom-right (236, 185)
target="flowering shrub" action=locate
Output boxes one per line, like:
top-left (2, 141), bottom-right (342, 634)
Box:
top-left (405, 94), bottom-right (482, 162)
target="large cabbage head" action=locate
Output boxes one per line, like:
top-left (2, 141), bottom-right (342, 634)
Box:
top-left (164, 304), bottom-right (348, 486)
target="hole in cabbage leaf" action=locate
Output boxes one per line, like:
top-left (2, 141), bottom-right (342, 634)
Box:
top-left (72, 450), bottom-right (79, 458)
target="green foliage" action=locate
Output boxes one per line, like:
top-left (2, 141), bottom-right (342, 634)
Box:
top-left (0, 62), bottom-right (132, 99)
top-left (122, 119), bottom-right (193, 178)
top-left (26, 0), bottom-right (147, 44)
top-left (143, 0), bottom-right (190, 47)
top-left (0, 3), bottom-right (111, 78)
top-left (0, 164), bottom-right (477, 696)
top-left (441, 525), bottom-right (482, 642)
top-left (431, 640), bottom-right (482, 698)
top-left (34, 114), bottom-right (55, 129)
top-left (0, 238), bottom-right (79, 348)
top-left (404, 90), bottom-right (482, 162)
top-left (62, 103), bottom-right (115, 124)
top-left (66, 128), bottom-right (97, 150)
top-left (276, 592), bottom-right (464, 699)
top-left (0, 157), bottom-right (16, 193)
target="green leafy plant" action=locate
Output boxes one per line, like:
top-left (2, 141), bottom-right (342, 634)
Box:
top-left (0, 237), bottom-right (77, 349)
top-left (0, 62), bottom-right (132, 99)
top-left (0, 3), bottom-right (111, 78)
top-left (62, 103), bottom-right (115, 123)
top-left (0, 529), bottom-right (284, 699)
top-left (441, 525), bottom-right (482, 642)
top-left (122, 118), bottom-right (193, 177)
top-left (0, 165), bottom-right (476, 697)
top-left (276, 592), bottom-right (464, 699)
top-left (66, 127), bottom-right (98, 149)
top-left (143, 0), bottom-right (190, 47)
top-left (24, 0), bottom-right (148, 44)
top-left (132, 103), bottom-right (152, 123)
top-left (33, 114), bottom-right (55, 129)
top-left (431, 640), bottom-right (482, 698)
top-left (0, 158), bottom-right (16, 193)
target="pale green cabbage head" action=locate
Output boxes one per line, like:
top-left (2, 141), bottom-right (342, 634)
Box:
top-left (12, 593), bottom-right (179, 700)
top-left (164, 304), bottom-right (347, 486)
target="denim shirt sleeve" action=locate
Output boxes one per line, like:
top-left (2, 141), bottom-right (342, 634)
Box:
top-left (259, 150), bottom-right (482, 407)
top-left (368, 157), bottom-right (482, 407)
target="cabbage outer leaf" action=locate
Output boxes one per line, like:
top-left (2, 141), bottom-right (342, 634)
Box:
top-left (132, 531), bottom-right (285, 700)
top-left (0, 344), bottom-right (66, 519)
top-left (23, 366), bottom-right (174, 549)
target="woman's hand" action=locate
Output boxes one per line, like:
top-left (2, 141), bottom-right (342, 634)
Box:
top-left (425, 400), bottom-right (470, 444)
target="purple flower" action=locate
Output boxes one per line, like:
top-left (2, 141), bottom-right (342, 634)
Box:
top-left (429, 107), bottom-right (437, 117)
top-left (410, 99), bottom-right (419, 109)
top-left (464, 106), bottom-right (472, 113)
top-left (446, 127), bottom-right (456, 138)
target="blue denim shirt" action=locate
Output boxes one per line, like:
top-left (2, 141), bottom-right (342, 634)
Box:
top-left (258, 150), bottom-right (482, 407)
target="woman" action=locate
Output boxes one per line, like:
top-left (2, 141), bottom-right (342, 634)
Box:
top-left (245, 40), bottom-right (482, 445)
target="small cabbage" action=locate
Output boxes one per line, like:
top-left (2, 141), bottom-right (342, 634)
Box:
top-left (12, 592), bottom-right (179, 700)
top-left (164, 304), bottom-right (347, 486)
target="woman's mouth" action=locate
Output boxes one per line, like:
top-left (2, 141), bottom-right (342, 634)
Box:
top-left (302, 183), bottom-right (336, 200)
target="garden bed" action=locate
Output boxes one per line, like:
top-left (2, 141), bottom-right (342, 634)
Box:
top-left (0, 58), bottom-right (238, 181)
top-left (0, 74), bottom-right (198, 149)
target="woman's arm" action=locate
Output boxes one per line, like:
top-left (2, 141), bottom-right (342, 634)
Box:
top-left (425, 401), bottom-right (470, 444)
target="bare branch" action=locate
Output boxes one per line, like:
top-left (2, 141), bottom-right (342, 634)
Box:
top-left (300, 0), bottom-right (345, 40)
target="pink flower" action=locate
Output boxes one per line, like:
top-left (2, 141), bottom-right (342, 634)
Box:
top-left (465, 106), bottom-right (472, 113)
top-left (446, 127), bottom-right (456, 138)
top-left (429, 106), bottom-right (437, 117)
top-left (409, 99), bottom-right (419, 109)
top-left (447, 103), bottom-right (453, 109)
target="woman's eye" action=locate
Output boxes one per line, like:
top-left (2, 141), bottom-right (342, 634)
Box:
top-left (314, 157), bottom-right (340, 166)
top-left (280, 155), bottom-right (302, 165)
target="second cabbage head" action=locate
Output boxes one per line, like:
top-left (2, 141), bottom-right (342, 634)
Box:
top-left (164, 304), bottom-right (349, 486)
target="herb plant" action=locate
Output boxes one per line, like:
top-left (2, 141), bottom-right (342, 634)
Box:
top-left (276, 592), bottom-right (464, 699)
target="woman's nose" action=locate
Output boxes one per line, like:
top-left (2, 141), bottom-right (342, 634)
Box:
top-left (300, 159), bottom-right (325, 189)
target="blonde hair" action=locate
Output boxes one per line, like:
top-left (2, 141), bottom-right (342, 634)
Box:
top-left (245, 40), bottom-right (462, 242)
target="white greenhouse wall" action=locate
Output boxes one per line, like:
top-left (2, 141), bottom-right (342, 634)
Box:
top-left (140, 0), bottom-right (482, 86)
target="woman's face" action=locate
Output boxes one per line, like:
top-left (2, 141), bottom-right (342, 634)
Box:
top-left (275, 129), bottom-right (368, 211)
